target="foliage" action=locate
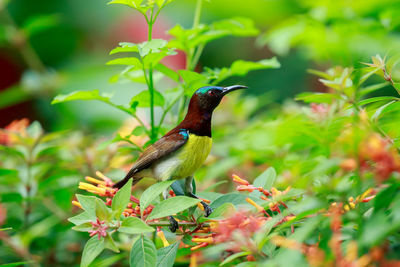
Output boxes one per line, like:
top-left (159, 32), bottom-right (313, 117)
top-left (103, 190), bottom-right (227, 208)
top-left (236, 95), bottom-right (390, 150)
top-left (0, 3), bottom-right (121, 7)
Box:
top-left (1, 0), bottom-right (400, 266)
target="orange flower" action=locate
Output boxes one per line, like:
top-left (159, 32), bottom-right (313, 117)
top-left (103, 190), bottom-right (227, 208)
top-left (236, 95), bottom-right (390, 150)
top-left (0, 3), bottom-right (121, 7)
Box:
top-left (0, 118), bottom-right (29, 145)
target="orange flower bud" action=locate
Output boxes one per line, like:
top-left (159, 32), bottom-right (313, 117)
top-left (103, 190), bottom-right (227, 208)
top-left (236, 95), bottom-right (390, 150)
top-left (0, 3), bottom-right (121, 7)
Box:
top-left (72, 200), bottom-right (82, 209)
top-left (157, 230), bottom-right (170, 247)
top-left (232, 174), bottom-right (250, 185)
top-left (192, 237), bottom-right (214, 244)
top-left (246, 198), bottom-right (265, 213)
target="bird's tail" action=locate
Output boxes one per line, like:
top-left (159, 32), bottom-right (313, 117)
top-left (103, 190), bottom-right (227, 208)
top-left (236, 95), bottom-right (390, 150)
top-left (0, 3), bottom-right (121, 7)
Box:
top-left (113, 169), bottom-right (142, 189)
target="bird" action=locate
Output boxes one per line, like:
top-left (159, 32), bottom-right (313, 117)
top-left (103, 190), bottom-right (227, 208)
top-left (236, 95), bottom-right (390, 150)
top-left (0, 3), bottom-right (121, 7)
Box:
top-left (113, 85), bottom-right (247, 231)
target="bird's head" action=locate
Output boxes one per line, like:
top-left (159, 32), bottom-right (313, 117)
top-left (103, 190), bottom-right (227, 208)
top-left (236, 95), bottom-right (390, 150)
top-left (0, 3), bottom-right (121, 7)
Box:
top-left (191, 85), bottom-right (247, 112)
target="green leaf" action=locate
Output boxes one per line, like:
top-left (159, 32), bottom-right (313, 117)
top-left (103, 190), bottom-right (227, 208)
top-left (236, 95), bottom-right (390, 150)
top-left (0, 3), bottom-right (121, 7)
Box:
top-left (76, 195), bottom-right (97, 218)
top-left (156, 242), bottom-right (179, 267)
top-left (139, 39), bottom-right (168, 57)
top-left (208, 58), bottom-right (280, 84)
top-left (250, 167), bottom-right (276, 198)
top-left (68, 211), bottom-right (95, 226)
top-left (374, 183), bottom-right (399, 212)
top-left (212, 17), bottom-right (259, 36)
top-left (72, 222), bottom-right (93, 232)
top-left (95, 198), bottom-right (112, 222)
top-left (51, 90), bottom-right (111, 105)
top-left (105, 234), bottom-right (120, 253)
top-left (0, 261), bottom-right (34, 267)
top-left (220, 251), bottom-right (251, 266)
top-left (112, 179), bottom-right (132, 219)
top-left (230, 58), bottom-right (280, 76)
top-left (295, 92), bottom-right (339, 104)
top-left (110, 42), bottom-right (139, 55)
top-left (198, 203), bottom-right (235, 223)
top-left (147, 196), bottom-right (201, 220)
top-left (178, 70), bottom-right (208, 95)
top-left (0, 169), bottom-right (18, 176)
top-left (108, 0), bottom-right (143, 9)
top-left (371, 101), bottom-right (398, 121)
top-left (0, 85), bottom-right (30, 109)
top-left (359, 82), bottom-right (389, 96)
top-left (155, 64), bottom-right (180, 82)
top-left (130, 90), bottom-right (165, 108)
top-left (130, 235), bottom-right (157, 267)
top-left (140, 180), bottom-right (174, 217)
top-left (27, 121), bottom-right (43, 139)
top-left (118, 217), bottom-right (154, 234)
top-left (22, 14), bottom-right (60, 37)
top-left (358, 96), bottom-right (400, 106)
top-left (81, 236), bottom-right (105, 267)
top-left (210, 193), bottom-right (262, 210)
top-left (107, 57), bottom-right (143, 68)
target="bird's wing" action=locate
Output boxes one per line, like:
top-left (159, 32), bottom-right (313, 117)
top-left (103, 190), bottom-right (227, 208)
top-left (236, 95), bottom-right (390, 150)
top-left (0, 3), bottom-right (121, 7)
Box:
top-left (123, 129), bottom-right (189, 179)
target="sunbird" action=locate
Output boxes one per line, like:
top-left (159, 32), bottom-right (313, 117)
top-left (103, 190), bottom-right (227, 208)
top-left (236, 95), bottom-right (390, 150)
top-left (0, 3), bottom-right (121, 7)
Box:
top-left (113, 85), bottom-right (247, 231)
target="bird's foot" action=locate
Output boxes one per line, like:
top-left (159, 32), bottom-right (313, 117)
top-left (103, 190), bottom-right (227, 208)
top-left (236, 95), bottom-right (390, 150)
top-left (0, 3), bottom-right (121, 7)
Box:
top-left (168, 216), bottom-right (179, 232)
top-left (202, 202), bottom-right (213, 217)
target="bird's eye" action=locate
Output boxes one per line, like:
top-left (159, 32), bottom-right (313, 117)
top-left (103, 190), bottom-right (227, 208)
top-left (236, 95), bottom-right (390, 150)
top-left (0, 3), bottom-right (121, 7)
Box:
top-left (208, 90), bottom-right (215, 96)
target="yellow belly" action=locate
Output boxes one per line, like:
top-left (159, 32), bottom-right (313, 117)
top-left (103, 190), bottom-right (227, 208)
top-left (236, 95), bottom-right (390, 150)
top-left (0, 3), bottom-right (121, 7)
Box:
top-left (152, 134), bottom-right (212, 181)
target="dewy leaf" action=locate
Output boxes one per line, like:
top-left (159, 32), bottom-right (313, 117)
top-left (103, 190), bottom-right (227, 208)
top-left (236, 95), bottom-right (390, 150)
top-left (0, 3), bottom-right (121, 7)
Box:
top-left (112, 179), bottom-right (132, 219)
top-left (156, 242), bottom-right (179, 267)
top-left (81, 236), bottom-right (105, 267)
top-left (250, 167), bottom-right (276, 198)
top-left (147, 196), bottom-right (201, 220)
top-left (130, 235), bottom-right (157, 267)
top-left (118, 217), bottom-right (154, 234)
top-left (130, 90), bottom-right (165, 108)
top-left (51, 90), bottom-right (111, 105)
top-left (140, 181), bottom-right (174, 216)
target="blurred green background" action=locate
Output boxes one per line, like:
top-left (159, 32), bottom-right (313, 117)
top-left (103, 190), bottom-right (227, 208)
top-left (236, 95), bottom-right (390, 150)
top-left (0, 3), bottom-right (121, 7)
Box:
top-left (2, 0), bottom-right (400, 132)
top-left (2, 0), bottom-right (400, 266)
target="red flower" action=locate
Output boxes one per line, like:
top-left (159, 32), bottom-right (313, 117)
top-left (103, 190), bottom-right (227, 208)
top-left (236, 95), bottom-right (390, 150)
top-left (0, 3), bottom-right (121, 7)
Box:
top-left (89, 218), bottom-right (108, 240)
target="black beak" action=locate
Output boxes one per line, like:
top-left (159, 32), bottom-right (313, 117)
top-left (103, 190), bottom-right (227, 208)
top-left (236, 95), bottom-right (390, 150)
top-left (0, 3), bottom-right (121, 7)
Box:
top-left (222, 85), bottom-right (247, 95)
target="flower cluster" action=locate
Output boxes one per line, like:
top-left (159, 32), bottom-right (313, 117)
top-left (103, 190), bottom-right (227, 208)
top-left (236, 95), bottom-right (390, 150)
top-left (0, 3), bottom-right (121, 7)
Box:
top-left (340, 134), bottom-right (400, 182)
top-left (89, 218), bottom-right (108, 240)
top-left (0, 118), bottom-right (29, 145)
top-left (190, 174), bottom-right (295, 258)
top-left (359, 134), bottom-right (400, 181)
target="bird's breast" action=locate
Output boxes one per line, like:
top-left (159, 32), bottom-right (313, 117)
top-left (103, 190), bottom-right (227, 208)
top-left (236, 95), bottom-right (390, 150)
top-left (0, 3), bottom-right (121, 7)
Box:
top-left (152, 134), bottom-right (212, 181)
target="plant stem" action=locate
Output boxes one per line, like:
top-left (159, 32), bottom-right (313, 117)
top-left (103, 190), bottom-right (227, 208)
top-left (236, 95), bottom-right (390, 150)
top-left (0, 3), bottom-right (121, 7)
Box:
top-left (147, 8), bottom-right (156, 141)
top-left (3, 9), bottom-right (46, 73)
top-left (147, 221), bottom-right (210, 227)
top-left (193, 0), bottom-right (203, 30)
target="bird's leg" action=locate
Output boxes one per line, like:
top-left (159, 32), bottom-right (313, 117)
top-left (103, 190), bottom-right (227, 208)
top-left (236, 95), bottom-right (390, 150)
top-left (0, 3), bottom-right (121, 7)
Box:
top-left (163, 189), bottom-right (178, 232)
top-left (184, 176), bottom-right (213, 217)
